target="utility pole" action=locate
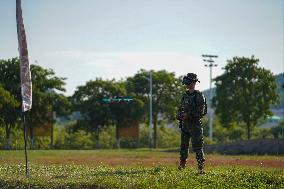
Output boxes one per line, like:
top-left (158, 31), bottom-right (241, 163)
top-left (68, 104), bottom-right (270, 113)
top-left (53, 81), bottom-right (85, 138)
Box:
top-left (143, 71), bottom-right (153, 149)
top-left (149, 71), bottom-right (153, 149)
top-left (202, 54), bottom-right (218, 140)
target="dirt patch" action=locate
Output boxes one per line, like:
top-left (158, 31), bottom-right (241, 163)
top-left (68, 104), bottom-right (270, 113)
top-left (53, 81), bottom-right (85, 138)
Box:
top-left (1, 151), bottom-right (283, 168)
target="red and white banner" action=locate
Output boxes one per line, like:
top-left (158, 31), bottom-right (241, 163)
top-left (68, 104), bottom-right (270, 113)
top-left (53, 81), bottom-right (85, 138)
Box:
top-left (16, 0), bottom-right (32, 112)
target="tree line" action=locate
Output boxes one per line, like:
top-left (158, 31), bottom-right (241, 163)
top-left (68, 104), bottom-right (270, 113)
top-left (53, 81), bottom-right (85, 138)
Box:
top-left (0, 56), bottom-right (281, 149)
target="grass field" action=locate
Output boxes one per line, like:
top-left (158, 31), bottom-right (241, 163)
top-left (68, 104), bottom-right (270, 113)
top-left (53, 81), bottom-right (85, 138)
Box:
top-left (0, 149), bottom-right (283, 188)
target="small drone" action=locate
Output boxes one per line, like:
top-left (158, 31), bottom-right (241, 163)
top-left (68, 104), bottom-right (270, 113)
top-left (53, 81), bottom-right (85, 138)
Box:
top-left (102, 96), bottom-right (133, 104)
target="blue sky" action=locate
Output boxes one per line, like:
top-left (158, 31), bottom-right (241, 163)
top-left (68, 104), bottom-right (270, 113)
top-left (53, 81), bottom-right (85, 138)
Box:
top-left (0, 0), bottom-right (283, 95)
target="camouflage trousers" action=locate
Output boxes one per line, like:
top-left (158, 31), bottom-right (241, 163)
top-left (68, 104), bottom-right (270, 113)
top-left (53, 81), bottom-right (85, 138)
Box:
top-left (180, 123), bottom-right (205, 165)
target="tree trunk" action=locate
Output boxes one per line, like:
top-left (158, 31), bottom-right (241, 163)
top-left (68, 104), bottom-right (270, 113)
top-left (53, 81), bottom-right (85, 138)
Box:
top-left (5, 125), bottom-right (11, 150)
top-left (115, 123), bottom-right (120, 149)
top-left (95, 126), bottom-right (100, 149)
top-left (247, 122), bottom-right (251, 140)
top-left (153, 115), bottom-right (158, 149)
top-left (50, 124), bottom-right (53, 149)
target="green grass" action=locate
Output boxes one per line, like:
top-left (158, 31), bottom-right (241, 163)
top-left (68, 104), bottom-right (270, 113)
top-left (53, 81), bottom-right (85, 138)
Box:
top-left (0, 149), bottom-right (282, 161)
top-left (0, 164), bottom-right (283, 189)
top-left (0, 150), bottom-right (283, 188)
top-left (0, 149), bottom-right (176, 158)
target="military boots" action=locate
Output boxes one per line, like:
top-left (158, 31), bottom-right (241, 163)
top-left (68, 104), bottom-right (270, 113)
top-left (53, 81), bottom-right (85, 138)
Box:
top-left (178, 159), bottom-right (187, 170)
top-left (197, 160), bottom-right (205, 174)
top-left (196, 150), bottom-right (205, 174)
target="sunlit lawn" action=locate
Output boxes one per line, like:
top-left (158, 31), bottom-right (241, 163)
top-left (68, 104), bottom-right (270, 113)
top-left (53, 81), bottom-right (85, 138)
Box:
top-left (0, 149), bottom-right (283, 188)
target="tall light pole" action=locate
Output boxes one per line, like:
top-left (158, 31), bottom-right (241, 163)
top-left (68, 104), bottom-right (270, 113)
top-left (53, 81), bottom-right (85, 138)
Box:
top-left (202, 54), bottom-right (218, 140)
top-left (149, 71), bottom-right (153, 149)
top-left (143, 71), bottom-right (153, 149)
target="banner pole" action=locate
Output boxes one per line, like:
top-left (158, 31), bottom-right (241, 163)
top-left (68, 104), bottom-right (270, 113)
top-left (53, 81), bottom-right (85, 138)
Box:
top-left (23, 112), bottom-right (29, 178)
top-left (16, 0), bottom-right (32, 178)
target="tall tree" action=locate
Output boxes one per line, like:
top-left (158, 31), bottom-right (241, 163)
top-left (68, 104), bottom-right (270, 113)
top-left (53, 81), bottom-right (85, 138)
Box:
top-left (0, 86), bottom-right (20, 149)
top-left (72, 79), bottom-right (117, 148)
top-left (213, 56), bottom-right (279, 140)
top-left (0, 58), bottom-right (22, 149)
top-left (26, 64), bottom-right (68, 148)
top-left (73, 79), bottom-right (146, 148)
top-left (0, 58), bottom-right (68, 149)
top-left (109, 81), bottom-right (145, 148)
top-left (126, 69), bottom-right (181, 148)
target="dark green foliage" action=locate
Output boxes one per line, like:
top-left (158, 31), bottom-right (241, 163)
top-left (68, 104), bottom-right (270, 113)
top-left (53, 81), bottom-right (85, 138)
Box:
top-left (0, 58), bottom-right (70, 149)
top-left (271, 121), bottom-right (284, 139)
top-left (274, 73), bottom-right (284, 108)
top-left (138, 124), bottom-right (180, 148)
top-left (72, 79), bottom-right (115, 133)
top-left (1, 56), bottom-right (283, 149)
top-left (0, 58), bottom-right (21, 101)
top-left (72, 79), bottom-right (146, 148)
top-left (213, 56), bottom-right (279, 140)
top-left (0, 58), bottom-right (22, 149)
top-left (0, 86), bottom-right (20, 110)
top-left (24, 62), bottom-right (69, 149)
top-left (0, 86), bottom-right (20, 128)
top-left (126, 69), bottom-right (182, 148)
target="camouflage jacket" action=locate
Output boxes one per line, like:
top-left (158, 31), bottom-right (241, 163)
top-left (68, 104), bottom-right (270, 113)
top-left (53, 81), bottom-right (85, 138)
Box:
top-left (176, 90), bottom-right (206, 123)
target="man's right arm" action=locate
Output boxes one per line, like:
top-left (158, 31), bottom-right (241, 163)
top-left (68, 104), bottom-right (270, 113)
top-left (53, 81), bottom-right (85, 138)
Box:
top-left (176, 95), bottom-right (184, 120)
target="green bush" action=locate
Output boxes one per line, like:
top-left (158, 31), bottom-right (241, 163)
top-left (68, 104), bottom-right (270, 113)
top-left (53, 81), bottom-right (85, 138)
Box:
top-left (0, 124), bottom-right (26, 150)
top-left (138, 123), bottom-right (180, 148)
top-left (53, 125), bottom-right (68, 149)
top-left (271, 121), bottom-right (284, 139)
top-left (253, 128), bottom-right (274, 139)
top-left (63, 130), bottom-right (93, 149)
top-left (97, 126), bottom-right (115, 149)
top-left (157, 125), bottom-right (180, 148)
top-left (1, 118), bottom-right (282, 150)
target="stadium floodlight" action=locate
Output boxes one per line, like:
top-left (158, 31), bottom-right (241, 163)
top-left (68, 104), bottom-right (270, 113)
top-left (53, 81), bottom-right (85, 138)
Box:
top-left (202, 54), bottom-right (218, 58)
top-left (202, 54), bottom-right (218, 141)
top-left (143, 71), bottom-right (153, 149)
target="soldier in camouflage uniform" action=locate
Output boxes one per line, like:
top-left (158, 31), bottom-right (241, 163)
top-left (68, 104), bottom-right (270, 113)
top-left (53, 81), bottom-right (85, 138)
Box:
top-left (176, 73), bottom-right (207, 174)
